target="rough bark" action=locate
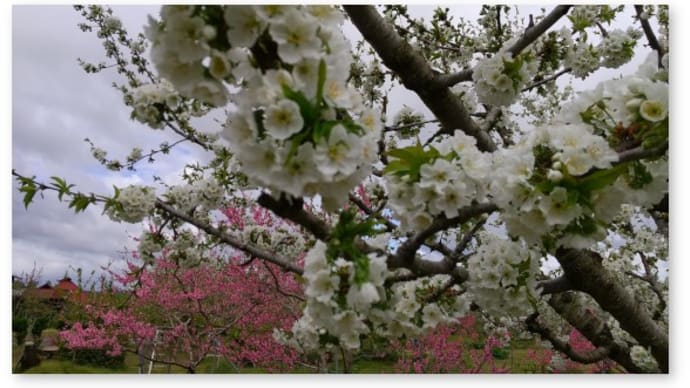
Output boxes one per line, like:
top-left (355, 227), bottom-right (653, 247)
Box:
top-left (344, 5), bottom-right (497, 152)
top-left (556, 248), bottom-right (668, 372)
top-left (547, 292), bottom-right (646, 373)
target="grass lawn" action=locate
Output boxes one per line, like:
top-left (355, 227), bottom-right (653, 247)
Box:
top-left (12, 335), bottom-right (612, 374)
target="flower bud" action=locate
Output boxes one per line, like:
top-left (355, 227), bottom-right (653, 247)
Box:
top-left (625, 98), bottom-right (644, 112)
top-left (547, 169), bottom-right (563, 182)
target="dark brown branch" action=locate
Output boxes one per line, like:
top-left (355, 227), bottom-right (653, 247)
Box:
top-left (507, 5), bottom-right (572, 55)
top-left (261, 261), bottom-right (305, 302)
top-left (155, 199), bottom-right (304, 275)
top-left (438, 5), bottom-right (572, 88)
top-left (389, 203), bottom-right (498, 275)
top-left (384, 119), bottom-right (439, 133)
top-left (436, 69), bottom-right (473, 87)
top-left (537, 275), bottom-right (573, 295)
top-left (555, 248), bottom-right (668, 372)
top-left (348, 193), bottom-right (396, 232)
top-left (616, 143), bottom-right (668, 164)
top-left (522, 67), bottom-right (572, 93)
top-left (257, 192), bottom-right (331, 241)
top-left (344, 5), bottom-right (496, 152)
top-left (453, 217), bottom-right (487, 258)
top-left (547, 291), bottom-right (647, 373)
top-left (635, 5), bottom-right (665, 68)
top-left (526, 312), bottom-right (612, 364)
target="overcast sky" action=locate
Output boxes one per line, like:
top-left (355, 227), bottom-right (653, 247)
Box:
top-left (6, 4), bottom-right (671, 285)
top-left (11, 5), bottom-right (198, 283)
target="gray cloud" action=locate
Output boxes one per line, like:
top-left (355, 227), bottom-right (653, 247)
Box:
top-left (11, 5), bottom-right (209, 283)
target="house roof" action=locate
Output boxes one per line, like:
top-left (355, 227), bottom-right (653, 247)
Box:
top-left (22, 277), bottom-right (90, 304)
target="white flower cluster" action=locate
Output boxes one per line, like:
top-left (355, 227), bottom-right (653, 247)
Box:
top-left (568, 5), bottom-right (604, 29)
top-left (130, 79), bottom-right (180, 129)
top-left (145, 6), bottom-right (231, 106)
top-left (564, 40), bottom-right (600, 79)
top-left (472, 51), bottom-right (537, 106)
top-left (386, 131), bottom-right (492, 232)
top-left (164, 178), bottom-right (225, 214)
top-left (491, 122), bottom-right (618, 248)
top-left (106, 185), bottom-right (156, 223)
top-left (630, 345), bottom-right (659, 371)
top-left (240, 224), bottom-right (306, 258)
top-left (279, 241), bottom-right (471, 353)
top-left (450, 83), bottom-right (479, 114)
top-left (466, 235), bottom-right (542, 318)
top-left (491, 58), bottom-right (667, 248)
top-left (281, 241), bottom-right (389, 351)
top-left (598, 28), bottom-right (640, 69)
top-left (217, 6), bottom-right (382, 211)
top-left (137, 231), bottom-right (164, 264)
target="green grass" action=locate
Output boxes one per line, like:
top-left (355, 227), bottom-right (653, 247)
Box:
top-left (12, 334), bottom-right (610, 374)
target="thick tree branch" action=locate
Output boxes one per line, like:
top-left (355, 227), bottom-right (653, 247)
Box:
top-left (507, 6), bottom-right (572, 56)
top-left (257, 192), bottom-right (331, 241)
top-left (526, 312), bottom-right (612, 364)
top-left (555, 248), bottom-right (668, 372)
top-left (436, 69), bottom-right (473, 87)
top-left (537, 275), bottom-right (573, 295)
top-left (344, 5), bottom-right (496, 152)
top-left (155, 199), bottom-right (304, 275)
top-left (547, 291), bottom-right (647, 373)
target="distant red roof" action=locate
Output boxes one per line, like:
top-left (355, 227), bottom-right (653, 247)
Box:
top-left (22, 278), bottom-right (90, 304)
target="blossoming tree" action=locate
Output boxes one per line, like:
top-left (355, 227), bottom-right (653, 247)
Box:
top-left (14, 4), bottom-right (668, 373)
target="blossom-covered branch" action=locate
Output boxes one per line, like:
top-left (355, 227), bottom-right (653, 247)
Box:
top-left (344, 5), bottom-right (497, 152)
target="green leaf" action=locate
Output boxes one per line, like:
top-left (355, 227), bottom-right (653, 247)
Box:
top-left (384, 140), bottom-right (440, 181)
top-left (68, 194), bottom-right (93, 214)
top-left (576, 163), bottom-right (628, 193)
top-left (315, 58), bottom-right (327, 105)
top-left (19, 184), bottom-right (37, 210)
top-left (282, 84), bottom-right (317, 126)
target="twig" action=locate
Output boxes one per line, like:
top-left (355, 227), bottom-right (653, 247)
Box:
top-left (344, 5), bottom-right (496, 152)
top-left (348, 193), bottom-right (396, 232)
top-left (438, 5), bottom-right (572, 88)
top-left (155, 199), bottom-right (304, 275)
top-left (521, 67), bottom-right (572, 93)
top-left (635, 5), bottom-right (665, 68)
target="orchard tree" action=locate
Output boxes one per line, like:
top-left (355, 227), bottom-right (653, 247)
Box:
top-left (14, 4), bottom-right (668, 373)
top-left (60, 202), bottom-right (308, 373)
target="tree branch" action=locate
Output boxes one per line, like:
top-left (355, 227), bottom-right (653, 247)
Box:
top-left (537, 275), bottom-right (573, 295)
top-left (344, 5), bottom-right (496, 152)
top-left (348, 193), bottom-right (396, 232)
top-left (438, 5), bottom-right (572, 88)
top-left (547, 291), bottom-right (647, 373)
top-left (635, 5), bottom-right (665, 68)
top-left (507, 6), bottom-right (572, 56)
top-left (257, 192), bottom-right (331, 241)
top-left (389, 203), bottom-right (498, 275)
top-left (526, 312), bottom-right (612, 364)
top-left (522, 67), bottom-right (572, 93)
top-left (555, 248), bottom-right (668, 372)
top-left (155, 199), bottom-right (304, 275)
top-left (616, 143), bottom-right (668, 164)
